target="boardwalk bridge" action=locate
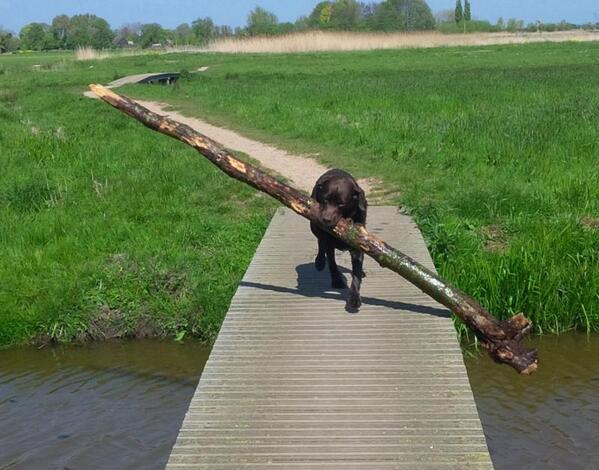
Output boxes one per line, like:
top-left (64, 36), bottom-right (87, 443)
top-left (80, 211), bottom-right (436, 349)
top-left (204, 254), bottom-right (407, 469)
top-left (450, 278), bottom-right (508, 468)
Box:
top-left (167, 207), bottom-right (493, 469)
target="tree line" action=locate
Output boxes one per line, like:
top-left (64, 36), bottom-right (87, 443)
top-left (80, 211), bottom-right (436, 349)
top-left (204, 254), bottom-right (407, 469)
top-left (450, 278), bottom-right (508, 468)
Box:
top-left (1, 0), bottom-right (596, 52)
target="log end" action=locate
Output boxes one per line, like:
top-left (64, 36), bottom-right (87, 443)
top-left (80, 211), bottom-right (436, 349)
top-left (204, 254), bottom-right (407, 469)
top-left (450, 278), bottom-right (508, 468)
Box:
top-left (89, 84), bottom-right (121, 104)
top-left (483, 312), bottom-right (539, 375)
top-left (520, 359), bottom-right (539, 376)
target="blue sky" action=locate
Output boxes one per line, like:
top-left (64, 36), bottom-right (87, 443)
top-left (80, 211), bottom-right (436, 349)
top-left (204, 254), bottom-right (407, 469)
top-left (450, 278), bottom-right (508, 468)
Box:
top-left (1, 0), bottom-right (598, 33)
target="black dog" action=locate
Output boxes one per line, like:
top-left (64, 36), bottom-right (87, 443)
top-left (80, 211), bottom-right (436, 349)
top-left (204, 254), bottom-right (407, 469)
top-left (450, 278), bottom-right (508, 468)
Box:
top-left (310, 169), bottom-right (367, 312)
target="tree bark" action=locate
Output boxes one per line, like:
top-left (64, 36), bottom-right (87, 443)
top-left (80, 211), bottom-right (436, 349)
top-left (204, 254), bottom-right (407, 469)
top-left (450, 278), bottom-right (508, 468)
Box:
top-left (89, 84), bottom-right (538, 375)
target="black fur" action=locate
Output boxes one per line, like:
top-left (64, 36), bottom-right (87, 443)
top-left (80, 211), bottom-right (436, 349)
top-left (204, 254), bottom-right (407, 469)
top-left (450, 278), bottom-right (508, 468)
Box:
top-left (310, 169), bottom-right (367, 312)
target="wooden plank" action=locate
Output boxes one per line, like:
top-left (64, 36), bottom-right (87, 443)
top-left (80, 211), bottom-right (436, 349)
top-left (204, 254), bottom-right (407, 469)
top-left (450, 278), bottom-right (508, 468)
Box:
top-left (167, 207), bottom-right (493, 469)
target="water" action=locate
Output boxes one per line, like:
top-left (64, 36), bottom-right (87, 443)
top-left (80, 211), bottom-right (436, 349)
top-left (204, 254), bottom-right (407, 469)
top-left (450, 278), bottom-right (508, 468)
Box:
top-left (465, 334), bottom-right (599, 469)
top-left (0, 341), bottom-right (210, 469)
top-left (0, 335), bottom-right (597, 469)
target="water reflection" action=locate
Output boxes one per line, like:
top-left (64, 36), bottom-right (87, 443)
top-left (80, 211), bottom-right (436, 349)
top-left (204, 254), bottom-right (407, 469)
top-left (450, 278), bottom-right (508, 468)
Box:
top-left (465, 334), bottom-right (599, 470)
top-left (0, 340), bottom-right (209, 470)
top-left (1, 335), bottom-right (597, 469)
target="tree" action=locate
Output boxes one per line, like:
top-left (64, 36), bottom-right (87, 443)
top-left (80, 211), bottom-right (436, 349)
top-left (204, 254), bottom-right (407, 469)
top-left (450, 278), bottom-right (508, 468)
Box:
top-left (174, 23), bottom-right (194, 45)
top-left (140, 23), bottom-right (166, 48)
top-left (330, 0), bottom-right (362, 30)
top-left (464, 0), bottom-right (471, 22)
top-left (51, 15), bottom-right (70, 49)
top-left (455, 0), bottom-right (463, 24)
top-left (372, 0), bottom-right (435, 32)
top-left (219, 25), bottom-right (234, 37)
top-left (66, 15), bottom-right (114, 49)
top-left (309, 2), bottom-right (333, 28)
top-left (294, 15), bottom-right (311, 31)
top-left (506, 18), bottom-right (524, 32)
top-left (276, 22), bottom-right (296, 35)
top-left (496, 17), bottom-right (505, 30)
top-left (234, 26), bottom-right (247, 37)
top-left (192, 17), bottom-right (217, 44)
top-left (361, 3), bottom-right (378, 29)
top-left (0, 28), bottom-right (19, 52)
top-left (19, 23), bottom-right (55, 50)
top-left (247, 7), bottom-right (279, 36)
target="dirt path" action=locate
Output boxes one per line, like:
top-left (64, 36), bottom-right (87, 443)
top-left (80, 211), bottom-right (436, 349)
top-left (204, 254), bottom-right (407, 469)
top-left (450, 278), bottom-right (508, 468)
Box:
top-left (137, 100), bottom-right (378, 195)
top-left (86, 74), bottom-right (380, 195)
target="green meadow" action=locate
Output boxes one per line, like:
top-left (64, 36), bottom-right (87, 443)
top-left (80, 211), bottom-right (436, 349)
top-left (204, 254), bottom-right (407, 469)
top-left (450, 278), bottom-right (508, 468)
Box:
top-left (1, 42), bottom-right (598, 345)
top-left (0, 52), bottom-right (275, 347)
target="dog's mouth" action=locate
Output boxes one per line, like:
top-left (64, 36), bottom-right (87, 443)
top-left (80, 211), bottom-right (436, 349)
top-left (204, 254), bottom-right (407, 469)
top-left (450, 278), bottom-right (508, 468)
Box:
top-left (319, 215), bottom-right (342, 229)
top-left (318, 203), bottom-right (346, 229)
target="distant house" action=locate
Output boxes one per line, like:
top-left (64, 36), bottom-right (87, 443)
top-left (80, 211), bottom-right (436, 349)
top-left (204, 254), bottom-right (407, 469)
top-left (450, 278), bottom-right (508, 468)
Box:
top-left (114, 38), bottom-right (135, 48)
top-left (150, 43), bottom-right (163, 50)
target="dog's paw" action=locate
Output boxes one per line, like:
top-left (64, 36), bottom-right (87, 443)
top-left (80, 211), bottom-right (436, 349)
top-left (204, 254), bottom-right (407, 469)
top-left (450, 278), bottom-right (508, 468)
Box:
top-left (345, 294), bottom-right (362, 313)
top-left (332, 275), bottom-right (348, 289)
top-left (315, 255), bottom-right (326, 271)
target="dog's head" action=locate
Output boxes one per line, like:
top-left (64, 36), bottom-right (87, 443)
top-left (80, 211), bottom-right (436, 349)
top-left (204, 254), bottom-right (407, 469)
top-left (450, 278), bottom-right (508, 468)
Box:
top-left (313, 171), bottom-right (367, 228)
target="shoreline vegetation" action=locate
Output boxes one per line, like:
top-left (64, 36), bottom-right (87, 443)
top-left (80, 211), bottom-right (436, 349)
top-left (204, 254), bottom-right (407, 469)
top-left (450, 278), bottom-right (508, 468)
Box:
top-left (1, 41), bottom-right (598, 347)
top-left (70, 30), bottom-right (599, 60)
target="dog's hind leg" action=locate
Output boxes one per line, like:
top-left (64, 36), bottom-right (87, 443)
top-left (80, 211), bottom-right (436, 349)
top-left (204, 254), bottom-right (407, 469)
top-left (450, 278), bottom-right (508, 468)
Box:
top-left (315, 238), bottom-right (326, 271)
top-left (326, 246), bottom-right (347, 289)
top-left (346, 249), bottom-right (364, 312)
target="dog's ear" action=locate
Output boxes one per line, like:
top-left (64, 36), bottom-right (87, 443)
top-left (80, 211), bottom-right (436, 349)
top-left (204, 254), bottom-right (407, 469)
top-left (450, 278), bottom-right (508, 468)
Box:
top-left (353, 187), bottom-right (367, 223)
top-left (312, 183), bottom-right (324, 199)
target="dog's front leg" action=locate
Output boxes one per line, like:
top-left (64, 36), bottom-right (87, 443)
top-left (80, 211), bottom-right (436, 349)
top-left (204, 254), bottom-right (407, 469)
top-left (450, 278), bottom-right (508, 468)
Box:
top-left (346, 250), bottom-right (364, 312)
top-left (315, 238), bottom-right (326, 271)
top-left (327, 247), bottom-right (347, 289)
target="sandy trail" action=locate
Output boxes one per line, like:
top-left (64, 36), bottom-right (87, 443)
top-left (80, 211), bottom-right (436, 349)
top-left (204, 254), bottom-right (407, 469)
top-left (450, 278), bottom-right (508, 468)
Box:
top-left (86, 73), bottom-right (381, 195)
top-left (137, 100), bottom-right (377, 195)
top-left (138, 100), bottom-right (353, 193)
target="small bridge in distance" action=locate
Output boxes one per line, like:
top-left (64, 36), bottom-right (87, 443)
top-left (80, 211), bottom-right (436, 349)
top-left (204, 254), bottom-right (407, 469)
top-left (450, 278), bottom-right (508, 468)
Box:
top-left (167, 207), bottom-right (494, 469)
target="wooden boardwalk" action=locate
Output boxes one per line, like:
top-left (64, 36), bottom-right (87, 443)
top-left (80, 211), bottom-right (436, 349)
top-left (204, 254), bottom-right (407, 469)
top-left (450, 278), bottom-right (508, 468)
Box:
top-left (167, 207), bottom-right (493, 469)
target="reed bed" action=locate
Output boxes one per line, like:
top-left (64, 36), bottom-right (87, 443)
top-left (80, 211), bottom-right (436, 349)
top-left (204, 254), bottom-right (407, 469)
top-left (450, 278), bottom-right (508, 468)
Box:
top-left (207, 30), bottom-right (599, 54)
top-left (75, 45), bottom-right (209, 61)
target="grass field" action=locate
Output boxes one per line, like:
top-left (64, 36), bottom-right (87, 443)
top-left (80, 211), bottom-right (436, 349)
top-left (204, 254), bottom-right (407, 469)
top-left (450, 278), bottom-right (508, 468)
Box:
top-left (1, 42), bottom-right (598, 346)
top-left (0, 52), bottom-right (275, 347)
top-left (126, 42), bottom-right (599, 335)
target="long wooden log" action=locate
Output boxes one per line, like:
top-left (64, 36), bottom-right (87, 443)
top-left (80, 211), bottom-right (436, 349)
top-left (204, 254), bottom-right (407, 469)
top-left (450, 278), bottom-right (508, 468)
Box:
top-left (89, 84), bottom-right (538, 375)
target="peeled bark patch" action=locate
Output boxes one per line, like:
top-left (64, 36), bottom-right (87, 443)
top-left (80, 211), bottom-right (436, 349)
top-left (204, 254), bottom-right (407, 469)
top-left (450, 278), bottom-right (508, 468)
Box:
top-left (89, 84), bottom-right (538, 375)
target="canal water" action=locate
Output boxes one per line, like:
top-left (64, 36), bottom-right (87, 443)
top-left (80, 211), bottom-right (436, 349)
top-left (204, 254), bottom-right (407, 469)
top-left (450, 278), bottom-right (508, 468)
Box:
top-left (0, 334), bottom-right (597, 469)
top-left (465, 333), bottom-right (599, 470)
top-left (0, 341), bottom-right (209, 469)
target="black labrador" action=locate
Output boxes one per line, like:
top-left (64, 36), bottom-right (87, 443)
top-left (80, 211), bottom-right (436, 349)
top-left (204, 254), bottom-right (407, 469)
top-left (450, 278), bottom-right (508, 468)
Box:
top-left (310, 169), bottom-right (367, 312)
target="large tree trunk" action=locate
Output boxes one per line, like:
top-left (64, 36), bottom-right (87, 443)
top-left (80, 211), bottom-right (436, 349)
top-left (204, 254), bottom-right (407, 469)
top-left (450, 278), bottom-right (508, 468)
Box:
top-left (89, 84), bottom-right (538, 375)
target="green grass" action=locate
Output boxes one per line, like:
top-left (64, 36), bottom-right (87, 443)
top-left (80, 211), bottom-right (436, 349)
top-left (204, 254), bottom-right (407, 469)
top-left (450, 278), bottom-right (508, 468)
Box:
top-left (1, 43), bottom-right (598, 346)
top-left (123, 42), bottom-right (599, 334)
top-left (0, 52), bottom-right (275, 347)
